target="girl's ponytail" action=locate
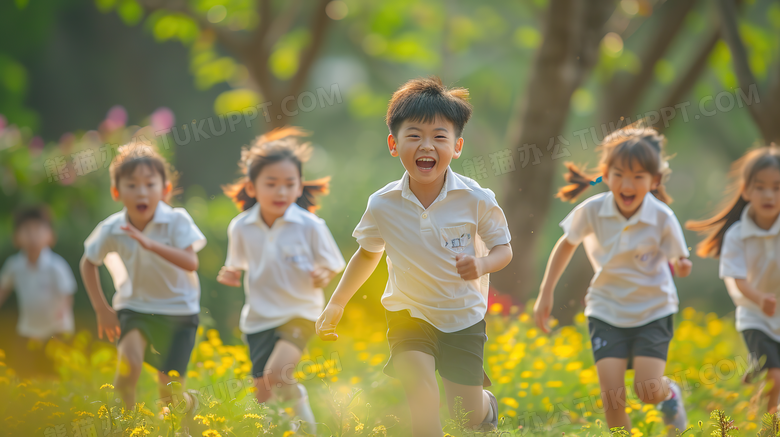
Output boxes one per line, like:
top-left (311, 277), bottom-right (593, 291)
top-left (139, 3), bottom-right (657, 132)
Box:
top-left (297, 177), bottom-right (331, 213)
top-left (222, 178), bottom-right (257, 211)
top-left (556, 162), bottom-right (600, 202)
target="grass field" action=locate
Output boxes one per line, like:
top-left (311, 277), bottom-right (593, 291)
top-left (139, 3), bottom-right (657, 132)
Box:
top-left (0, 305), bottom-right (772, 437)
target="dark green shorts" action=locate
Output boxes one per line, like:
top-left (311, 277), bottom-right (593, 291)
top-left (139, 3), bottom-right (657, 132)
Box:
top-left (246, 318), bottom-right (315, 378)
top-left (588, 315), bottom-right (674, 369)
top-left (117, 309), bottom-right (199, 374)
top-left (384, 309), bottom-right (491, 387)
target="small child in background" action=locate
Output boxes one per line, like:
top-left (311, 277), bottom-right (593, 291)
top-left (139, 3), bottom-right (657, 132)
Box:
top-left (0, 205), bottom-right (76, 378)
top-left (535, 123), bottom-right (692, 433)
top-left (80, 142), bottom-right (206, 418)
top-left (687, 144), bottom-right (780, 413)
top-left (218, 127), bottom-right (345, 434)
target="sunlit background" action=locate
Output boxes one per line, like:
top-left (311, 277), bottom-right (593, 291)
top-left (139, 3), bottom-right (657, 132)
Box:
top-left (1, 0), bottom-right (779, 435)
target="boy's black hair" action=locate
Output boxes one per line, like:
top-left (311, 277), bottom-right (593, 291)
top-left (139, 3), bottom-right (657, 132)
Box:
top-left (13, 205), bottom-right (52, 230)
top-left (386, 76), bottom-right (473, 138)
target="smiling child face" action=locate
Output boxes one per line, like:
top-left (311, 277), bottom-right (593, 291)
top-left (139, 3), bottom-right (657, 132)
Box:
top-left (388, 116), bottom-right (464, 192)
top-left (743, 166), bottom-right (780, 228)
top-left (604, 159), bottom-right (660, 219)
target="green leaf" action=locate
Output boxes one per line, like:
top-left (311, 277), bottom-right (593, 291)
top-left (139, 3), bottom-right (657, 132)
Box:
top-left (14, 0), bottom-right (29, 9)
top-left (117, 0), bottom-right (143, 26)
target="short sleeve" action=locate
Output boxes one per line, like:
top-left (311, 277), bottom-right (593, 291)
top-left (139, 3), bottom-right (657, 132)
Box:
top-left (53, 256), bottom-right (77, 295)
top-left (352, 197), bottom-right (385, 253)
top-left (311, 220), bottom-right (346, 273)
top-left (225, 219), bottom-right (248, 270)
top-left (171, 209), bottom-right (207, 252)
top-left (720, 224), bottom-right (747, 279)
top-left (559, 203), bottom-right (593, 245)
top-left (477, 189), bottom-right (511, 249)
top-left (660, 215), bottom-right (690, 260)
top-left (0, 257), bottom-right (14, 290)
top-left (84, 221), bottom-right (114, 266)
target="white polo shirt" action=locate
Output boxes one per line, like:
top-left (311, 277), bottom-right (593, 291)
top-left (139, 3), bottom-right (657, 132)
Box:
top-left (0, 247), bottom-right (76, 339)
top-left (720, 204), bottom-right (780, 341)
top-left (225, 202), bottom-right (346, 334)
top-left (560, 192), bottom-right (689, 328)
top-left (83, 201), bottom-right (206, 315)
top-left (353, 166), bottom-right (512, 333)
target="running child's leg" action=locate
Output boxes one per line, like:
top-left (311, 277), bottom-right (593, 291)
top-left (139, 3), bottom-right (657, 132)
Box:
top-left (595, 357), bottom-right (630, 431)
top-left (115, 329), bottom-right (146, 409)
top-left (392, 350), bottom-right (442, 437)
top-left (441, 378), bottom-right (491, 429)
top-left (766, 368), bottom-right (780, 413)
top-left (632, 357), bottom-right (669, 404)
top-left (260, 338), bottom-right (316, 432)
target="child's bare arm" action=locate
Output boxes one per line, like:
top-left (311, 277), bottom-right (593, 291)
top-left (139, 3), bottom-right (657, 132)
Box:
top-left (0, 285), bottom-right (12, 309)
top-left (80, 254), bottom-right (120, 341)
top-left (534, 236), bottom-right (578, 333)
top-left (121, 224), bottom-right (199, 271)
top-left (316, 248), bottom-right (384, 340)
top-left (735, 278), bottom-right (776, 317)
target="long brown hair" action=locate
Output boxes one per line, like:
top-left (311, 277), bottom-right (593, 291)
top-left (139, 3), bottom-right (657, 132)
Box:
top-left (556, 121), bottom-right (673, 204)
top-left (686, 144), bottom-right (780, 258)
top-left (222, 126), bottom-right (330, 213)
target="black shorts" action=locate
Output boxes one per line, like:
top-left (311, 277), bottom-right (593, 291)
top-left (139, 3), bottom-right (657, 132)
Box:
top-left (246, 318), bottom-right (315, 378)
top-left (384, 309), bottom-right (491, 387)
top-left (117, 309), bottom-right (199, 374)
top-left (742, 329), bottom-right (780, 379)
top-left (588, 315), bottom-right (674, 369)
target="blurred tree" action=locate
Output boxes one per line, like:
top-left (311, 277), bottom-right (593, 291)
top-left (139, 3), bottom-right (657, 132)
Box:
top-left (491, 0), bottom-right (780, 322)
top-left (98, 0), bottom-right (337, 128)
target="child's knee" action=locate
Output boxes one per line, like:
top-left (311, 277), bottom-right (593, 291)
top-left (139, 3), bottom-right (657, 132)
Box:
top-left (767, 369), bottom-right (780, 390)
top-left (634, 377), bottom-right (666, 404)
top-left (117, 355), bottom-right (144, 381)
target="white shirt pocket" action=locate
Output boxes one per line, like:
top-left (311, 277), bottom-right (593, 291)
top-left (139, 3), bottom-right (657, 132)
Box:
top-left (440, 224), bottom-right (474, 254)
top-left (281, 244), bottom-right (314, 272)
top-left (633, 242), bottom-right (658, 274)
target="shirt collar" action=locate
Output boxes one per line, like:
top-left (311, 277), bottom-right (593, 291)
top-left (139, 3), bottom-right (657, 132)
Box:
top-left (244, 202), bottom-right (305, 226)
top-left (112, 201), bottom-right (173, 234)
top-left (382, 166), bottom-right (472, 206)
top-left (740, 203), bottom-right (780, 238)
top-left (21, 246), bottom-right (52, 268)
top-left (598, 192), bottom-right (657, 226)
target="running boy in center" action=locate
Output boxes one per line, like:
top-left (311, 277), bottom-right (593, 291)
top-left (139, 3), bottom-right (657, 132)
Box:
top-left (316, 77), bottom-right (513, 436)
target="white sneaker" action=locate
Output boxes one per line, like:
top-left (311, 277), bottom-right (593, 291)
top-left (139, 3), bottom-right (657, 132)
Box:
top-left (659, 380), bottom-right (688, 432)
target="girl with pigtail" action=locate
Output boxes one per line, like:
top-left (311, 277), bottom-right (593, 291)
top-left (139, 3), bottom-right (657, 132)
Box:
top-left (217, 127), bottom-right (346, 433)
top-left (534, 122), bottom-right (692, 433)
top-left (687, 144), bottom-right (780, 413)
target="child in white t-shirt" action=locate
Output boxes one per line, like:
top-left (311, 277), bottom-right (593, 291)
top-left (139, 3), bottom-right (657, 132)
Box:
top-left (217, 127), bottom-right (345, 434)
top-left (0, 205), bottom-right (76, 377)
top-left (535, 123), bottom-right (692, 433)
top-left (687, 144), bottom-right (780, 413)
top-left (316, 77), bottom-right (513, 436)
top-left (81, 142), bottom-right (206, 414)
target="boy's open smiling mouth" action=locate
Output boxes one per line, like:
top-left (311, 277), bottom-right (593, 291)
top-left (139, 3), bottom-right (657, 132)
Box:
top-left (416, 157), bottom-right (436, 172)
top-left (619, 193), bottom-right (636, 206)
top-left (136, 203), bottom-right (148, 213)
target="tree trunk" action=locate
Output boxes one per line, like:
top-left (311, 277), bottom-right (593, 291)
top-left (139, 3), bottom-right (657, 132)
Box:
top-left (491, 0), bottom-right (617, 302)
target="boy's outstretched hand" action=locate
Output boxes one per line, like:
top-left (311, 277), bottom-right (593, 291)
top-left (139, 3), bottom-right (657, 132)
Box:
top-left (311, 267), bottom-right (335, 288)
top-left (217, 266), bottom-right (242, 287)
top-left (675, 257), bottom-right (692, 278)
top-left (533, 292), bottom-right (553, 334)
top-left (316, 302), bottom-right (344, 341)
top-left (761, 293), bottom-right (777, 317)
top-left (97, 307), bottom-right (121, 342)
top-left (455, 253), bottom-right (483, 281)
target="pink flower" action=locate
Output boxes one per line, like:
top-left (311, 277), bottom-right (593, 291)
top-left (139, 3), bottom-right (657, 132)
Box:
top-left (29, 136), bottom-right (44, 156)
top-left (104, 105), bottom-right (127, 131)
top-left (151, 107), bottom-right (175, 132)
top-left (0, 114), bottom-right (6, 133)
